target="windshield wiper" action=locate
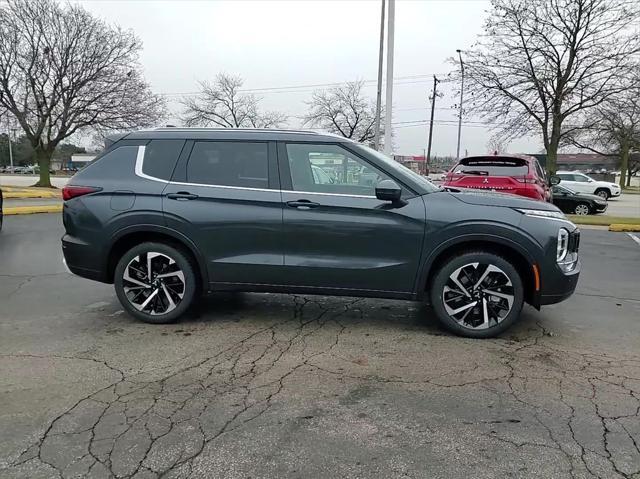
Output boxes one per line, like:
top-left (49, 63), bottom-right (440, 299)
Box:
top-left (461, 170), bottom-right (489, 176)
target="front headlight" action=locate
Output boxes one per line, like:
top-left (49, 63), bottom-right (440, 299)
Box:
top-left (516, 208), bottom-right (567, 220)
top-left (557, 228), bottom-right (579, 272)
top-left (557, 228), bottom-right (569, 262)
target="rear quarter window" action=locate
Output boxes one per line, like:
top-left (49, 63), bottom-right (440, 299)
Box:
top-left (73, 145), bottom-right (139, 181)
top-left (142, 140), bottom-right (185, 181)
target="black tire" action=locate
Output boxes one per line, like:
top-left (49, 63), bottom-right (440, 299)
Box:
top-left (573, 203), bottom-right (591, 215)
top-left (429, 251), bottom-right (524, 339)
top-left (114, 242), bottom-right (198, 324)
top-left (594, 188), bottom-right (610, 200)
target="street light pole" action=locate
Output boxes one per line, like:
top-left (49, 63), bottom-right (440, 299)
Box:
top-left (383, 0), bottom-right (395, 156)
top-left (455, 49), bottom-right (464, 160)
top-left (373, 0), bottom-right (385, 151)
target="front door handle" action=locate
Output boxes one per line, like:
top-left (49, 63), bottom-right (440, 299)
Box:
top-left (286, 199), bottom-right (320, 209)
top-left (167, 192), bottom-right (199, 201)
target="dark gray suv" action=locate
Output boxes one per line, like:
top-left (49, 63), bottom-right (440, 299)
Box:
top-left (62, 129), bottom-right (580, 338)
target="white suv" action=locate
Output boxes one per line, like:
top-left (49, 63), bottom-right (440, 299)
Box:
top-left (556, 171), bottom-right (621, 200)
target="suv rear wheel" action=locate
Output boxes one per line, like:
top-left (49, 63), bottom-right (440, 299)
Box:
top-left (114, 242), bottom-right (197, 324)
top-left (429, 251), bottom-right (524, 338)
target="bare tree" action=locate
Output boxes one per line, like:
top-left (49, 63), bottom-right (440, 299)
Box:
top-left (455, 0), bottom-right (640, 174)
top-left (181, 73), bottom-right (287, 129)
top-left (0, 0), bottom-right (166, 187)
top-left (486, 137), bottom-right (509, 155)
top-left (303, 80), bottom-right (381, 145)
top-left (566, 92), bottom-right (640, 187)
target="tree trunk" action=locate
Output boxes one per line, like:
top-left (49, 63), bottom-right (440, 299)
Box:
top-left (546, 119), bottom-right (562, 175)
top-left (546, 141), bottom-right (559, 175)
top-left (33, 146), bottom-right (54, 188)
top-left (619, 141), bottom-right (629, 189)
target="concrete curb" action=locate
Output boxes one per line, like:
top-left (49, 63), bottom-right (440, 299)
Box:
top-left (4, 205), bottom-right (62, 215)
top-left (609, 224), bottom-right (640, 232)
top-left (3, 191), bottom-right (61, 199)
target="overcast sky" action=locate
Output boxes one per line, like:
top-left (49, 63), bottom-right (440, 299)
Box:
top-left (79, 0), bottom-right (541, 157)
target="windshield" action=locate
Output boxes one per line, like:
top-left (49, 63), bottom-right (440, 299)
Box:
top-left (553, 185), bottom-right (577, 195)
top-left (356, 144), bottom-right (439, 193)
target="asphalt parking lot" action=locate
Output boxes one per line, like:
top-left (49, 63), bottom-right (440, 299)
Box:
top-left (1, 214), bottom-right (639, 479)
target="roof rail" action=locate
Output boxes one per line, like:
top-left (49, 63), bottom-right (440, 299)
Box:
top-left (152, 127), bottom-right (321, 135)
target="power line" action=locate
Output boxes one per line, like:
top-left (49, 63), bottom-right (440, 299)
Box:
top-left (158, 73), bottom-right (449, 97)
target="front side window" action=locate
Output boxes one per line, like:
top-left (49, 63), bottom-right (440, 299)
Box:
top-left (286, 143), bottom-right (389, 196)
top-left (186, 141), bottom-right (269, 188)
top-left (573, 174), bottom-right (589, 183)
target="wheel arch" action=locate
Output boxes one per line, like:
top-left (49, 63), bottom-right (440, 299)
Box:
top-left (106, 225), bottom-right (209, 287)
top-left (417, 234), bottom-right (540, 308)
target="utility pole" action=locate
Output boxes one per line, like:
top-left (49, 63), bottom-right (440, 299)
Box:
top-left (455, 49), bottom-right (465, 160)
top-left (383, 0), bottom-right (395, 156)
top-left (426, 75), bottom-right (439, 176)
top-left (373, 0), bottom-right (385, 151)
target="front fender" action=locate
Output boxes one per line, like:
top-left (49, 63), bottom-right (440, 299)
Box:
top-left (414, 220), bottom-right (543, 303)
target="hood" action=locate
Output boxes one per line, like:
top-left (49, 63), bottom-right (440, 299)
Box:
top-left (443, 187), bottom-right (559, 211)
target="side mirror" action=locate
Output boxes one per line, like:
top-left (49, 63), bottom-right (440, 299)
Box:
top-left (549, 175), bottom-right (561, 186)
top-left (376, 179), bottom-right (402, 202)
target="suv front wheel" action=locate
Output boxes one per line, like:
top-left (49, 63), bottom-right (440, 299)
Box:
top-left (430, 251), bottom-right (524, 338)
top-left (114, 242), bottom-right (197, 324)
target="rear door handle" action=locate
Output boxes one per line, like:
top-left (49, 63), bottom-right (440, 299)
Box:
top-left (286, 199), bottom-right (320, 209)
top-left (166, 192), bottom-right (199, 201)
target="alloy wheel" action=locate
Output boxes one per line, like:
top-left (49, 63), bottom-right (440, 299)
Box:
top-left (596, 190), bottom-right (608, 200)
top-left (442, 262), bottom-right (514, 330)
top-left (122, 252), bottom-right (186, 315)
top-left (574, 204), bottom-right (590, 215)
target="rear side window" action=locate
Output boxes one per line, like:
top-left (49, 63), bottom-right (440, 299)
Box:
top-left (186, 141), bottom-right (269, 189)
top-left (142, 140), bottom-right (185, 181)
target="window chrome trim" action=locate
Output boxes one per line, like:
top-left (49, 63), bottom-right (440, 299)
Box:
top-left (135, 145), bottom-right (169, 183)
top-left (281, 190), bottom-right (376, 199)
top-left (134, 145), bottom-right (377, 199)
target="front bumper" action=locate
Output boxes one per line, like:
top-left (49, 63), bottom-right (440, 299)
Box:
top-left (539, 228), bottom-right (581, 305)
top-left (540, 260), bottom-right (580, 305)
top-left (594, 202), bottom-right (608, 213)
top-left (610, 188), bottom-right (621, 197)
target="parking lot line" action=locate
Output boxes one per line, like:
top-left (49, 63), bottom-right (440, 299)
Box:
top-left (627, 233), bottom-right (640, 246)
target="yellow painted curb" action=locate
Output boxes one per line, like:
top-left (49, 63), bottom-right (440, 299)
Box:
top-left (4, 191), bottom-right (61, 199)
top-left (4, 205), bottom-right (63, 215)
top-left (609, 224), bottom-right (640, 232)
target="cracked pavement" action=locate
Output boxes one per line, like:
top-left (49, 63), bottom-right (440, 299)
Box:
top-left (1, 215), bottom-right (639, 479)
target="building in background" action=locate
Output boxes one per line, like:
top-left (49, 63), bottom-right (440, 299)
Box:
top-left (532, 153), bottom-right (618, 172)
top-left (67, 153), bottom-right (96, 170)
